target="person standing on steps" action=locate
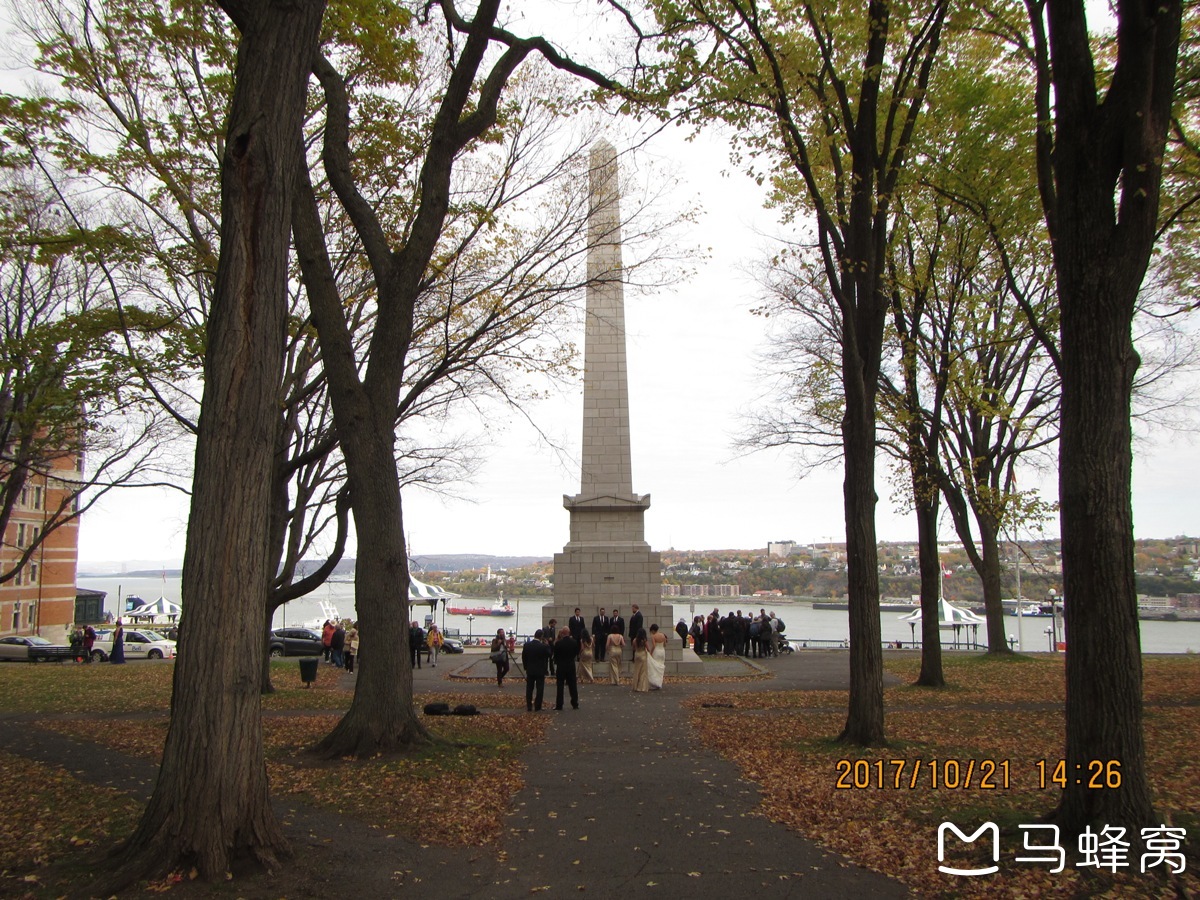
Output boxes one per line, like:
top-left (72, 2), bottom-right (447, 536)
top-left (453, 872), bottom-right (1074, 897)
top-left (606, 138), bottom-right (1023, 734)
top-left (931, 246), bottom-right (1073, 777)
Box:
top-left (628, 605), bottom-right (643, 650)
top-left (553, 627), bottom-right (580, 710)
top-left (568, 608), bottom-right (586, 643)
top-left (609, 608), bottom-right (625, 646)
top-left (591, 608), bottom-right (609, 662)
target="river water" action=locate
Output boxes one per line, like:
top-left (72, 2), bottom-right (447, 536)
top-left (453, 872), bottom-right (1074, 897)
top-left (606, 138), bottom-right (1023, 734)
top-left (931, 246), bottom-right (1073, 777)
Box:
top-left (78, 575), bottom-right (1200, 654)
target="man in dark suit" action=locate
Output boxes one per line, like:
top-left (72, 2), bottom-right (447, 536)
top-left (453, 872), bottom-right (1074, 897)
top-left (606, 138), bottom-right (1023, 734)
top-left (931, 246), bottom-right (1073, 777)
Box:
top-left (609, 609), bottom-right (625, 644)
top-left (552, 628), bottom-right (581, 710)
top-left (591, 608), bottom-right (609, 662)
top-left (628, 605), bottom-right (644, 644)
top-left (522, 630), bottom-right (553, 712)
top-left (568, 608), bottom-right (586, 641)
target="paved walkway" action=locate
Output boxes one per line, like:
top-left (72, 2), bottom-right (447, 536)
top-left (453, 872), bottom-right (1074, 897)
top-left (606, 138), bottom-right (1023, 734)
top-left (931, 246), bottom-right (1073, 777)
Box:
top-left (2, 651), bottom-right (909, 898)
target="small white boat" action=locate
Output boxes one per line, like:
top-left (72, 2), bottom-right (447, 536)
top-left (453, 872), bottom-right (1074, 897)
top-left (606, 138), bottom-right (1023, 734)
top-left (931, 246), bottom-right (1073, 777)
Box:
top-left (1008, 603), bottom-right (1042, 617)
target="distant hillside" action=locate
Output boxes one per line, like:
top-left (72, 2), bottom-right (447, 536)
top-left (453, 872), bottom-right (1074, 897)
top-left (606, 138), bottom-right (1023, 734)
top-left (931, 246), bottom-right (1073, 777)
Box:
top-left (291, 554), bottom-right (550, 578)
top-left (410, 554), bottom-right (551, 573)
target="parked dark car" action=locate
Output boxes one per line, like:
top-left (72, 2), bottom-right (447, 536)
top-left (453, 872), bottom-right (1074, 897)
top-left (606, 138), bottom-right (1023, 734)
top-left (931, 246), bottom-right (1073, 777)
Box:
top-left (268, 627), bottom-right (325, 657)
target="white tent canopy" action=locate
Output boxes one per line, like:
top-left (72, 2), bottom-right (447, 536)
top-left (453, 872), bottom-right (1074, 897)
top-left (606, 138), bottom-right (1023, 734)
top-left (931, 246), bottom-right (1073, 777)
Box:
top-left (125, 596), bottom-right (183, 624)
top-left (410, 573), bottom-right (460, 603)
top-left (898, 598), bottom-right (987, 626)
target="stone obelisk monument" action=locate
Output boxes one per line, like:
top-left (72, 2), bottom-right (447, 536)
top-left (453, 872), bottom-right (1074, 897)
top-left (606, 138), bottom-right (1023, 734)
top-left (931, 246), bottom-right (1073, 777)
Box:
top-left (547, 140), bottom-right (698, 674)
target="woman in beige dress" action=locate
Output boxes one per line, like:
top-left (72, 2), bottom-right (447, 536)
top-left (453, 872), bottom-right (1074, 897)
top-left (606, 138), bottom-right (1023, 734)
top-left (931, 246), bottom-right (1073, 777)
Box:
top-left (606, 631), bottom-right (625, 684)
top-left (577, 629), bottom-right (595, 683)
top-left (631, 629), bottom-right (650, 692)
top-left (647, 623), bottom-right (667, 690)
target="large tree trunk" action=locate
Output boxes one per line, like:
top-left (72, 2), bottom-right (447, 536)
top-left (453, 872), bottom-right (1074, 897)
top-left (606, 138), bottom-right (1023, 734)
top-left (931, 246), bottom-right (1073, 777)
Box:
top-left (1034, 0), bottom-right (1181, 836)
top-left (1058, 279), bottom-right (1152, 830)
top-left (913, 488), bottom-right (945, 686)
top-left (314, 417), bottom-right (428, 757)
top-left (97, 0), bottom-right (326, 889)
top-left (977, 517), bottom-right (1011, 654)
top-left (839, 350), bottom-right (885, 745)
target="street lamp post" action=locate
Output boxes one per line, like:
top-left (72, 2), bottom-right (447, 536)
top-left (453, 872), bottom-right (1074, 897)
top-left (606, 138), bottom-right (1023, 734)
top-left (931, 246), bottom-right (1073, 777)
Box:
top-left (1047, 589), bottom-right (1059, 651)
top-left (466, 613), bottom-right (475, 644)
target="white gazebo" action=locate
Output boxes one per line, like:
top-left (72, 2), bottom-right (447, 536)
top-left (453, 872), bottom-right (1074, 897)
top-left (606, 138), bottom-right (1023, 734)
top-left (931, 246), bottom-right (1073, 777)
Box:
top-left (899, 598), bottom-right (987, 648)
top-left (125, 596), bottom-right (183, 625)
top-left (410, 572), bottom-right (459, 630)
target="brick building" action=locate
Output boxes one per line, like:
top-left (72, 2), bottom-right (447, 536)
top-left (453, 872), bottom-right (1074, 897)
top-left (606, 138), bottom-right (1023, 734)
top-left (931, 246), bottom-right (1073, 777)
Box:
top-left (1, 454), bottom-right (81, 642)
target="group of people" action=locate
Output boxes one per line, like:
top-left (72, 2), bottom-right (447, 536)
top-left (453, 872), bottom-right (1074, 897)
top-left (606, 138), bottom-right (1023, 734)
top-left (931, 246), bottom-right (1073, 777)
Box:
top-left (491, 604), bottom-right (670, 713)
top-left (67, 621), bottom-right (127, 663)
top-left (320, 619), bottom-right (359, 672)
top-left (406, 621), bottom-right (446, 669)
top-left (686, 608), bottom-right (786, 658)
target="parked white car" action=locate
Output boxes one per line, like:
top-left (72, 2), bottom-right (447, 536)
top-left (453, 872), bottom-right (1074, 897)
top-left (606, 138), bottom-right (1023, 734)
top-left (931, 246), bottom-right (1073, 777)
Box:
top-left (92, 628), bottom-right (177, 661)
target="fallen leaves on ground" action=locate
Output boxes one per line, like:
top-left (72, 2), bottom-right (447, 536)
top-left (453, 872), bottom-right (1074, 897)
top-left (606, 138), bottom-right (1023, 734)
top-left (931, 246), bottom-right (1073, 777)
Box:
top-left (690, 655), bottom-right (1200, 899)
top-left (37, 695), bottom-right (550, 851)
top-left (264, 712), bottom-right (549, 845)
top-left (0, 750), bottom-right (141, 887)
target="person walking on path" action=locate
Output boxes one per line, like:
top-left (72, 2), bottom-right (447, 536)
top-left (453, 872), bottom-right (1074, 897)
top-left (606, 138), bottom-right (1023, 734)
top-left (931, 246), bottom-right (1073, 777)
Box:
top-left (330, 622), bottom-right (346, 668)
top-left (426, 624), bottom-right (444, 668)
top-left (577, 630), bottom-right (595, 683)
top-left (522, 630), bottom-right (552, 711)
top-left (490, 628), bottom-right (510, 688)
top-left (344, 624), bottom-right (359, 673)
top-left (552, 627), bottom-right (580, 710)
top-left (591, 608), bottom-right (609, 662)
top-left (409, 621), bottom-right (425, 669)
top-left (605, 631), bottom-right (625, 684)
top-left (321, 620), bottom-right (335, 662)
top-left (630, 628), bottom-right (649, 692)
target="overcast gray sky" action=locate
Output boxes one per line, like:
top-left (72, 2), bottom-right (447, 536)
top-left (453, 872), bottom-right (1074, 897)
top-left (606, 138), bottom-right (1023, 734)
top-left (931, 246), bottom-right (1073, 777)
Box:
top-left (76, 125), bottom-right (1199, 565)
top-left (2, 1), bottom-right (1189, 564)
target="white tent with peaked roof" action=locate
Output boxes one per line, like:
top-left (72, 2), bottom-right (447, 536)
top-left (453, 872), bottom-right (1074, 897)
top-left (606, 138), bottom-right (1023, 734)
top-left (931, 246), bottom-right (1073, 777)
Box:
top-left (898, 598), bottom-right (987, 627)
top-left (125, 596), bottom-right (183, 624)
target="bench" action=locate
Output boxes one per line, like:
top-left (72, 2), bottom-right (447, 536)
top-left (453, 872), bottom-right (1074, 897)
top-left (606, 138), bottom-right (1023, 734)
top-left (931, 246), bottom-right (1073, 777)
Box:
top-left (29, 645), bottom-right (77, 663)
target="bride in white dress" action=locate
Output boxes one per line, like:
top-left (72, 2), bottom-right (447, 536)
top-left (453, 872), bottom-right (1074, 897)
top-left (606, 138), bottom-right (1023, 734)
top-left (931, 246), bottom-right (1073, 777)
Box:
top-left (647, 623), bottom-right (667, 690)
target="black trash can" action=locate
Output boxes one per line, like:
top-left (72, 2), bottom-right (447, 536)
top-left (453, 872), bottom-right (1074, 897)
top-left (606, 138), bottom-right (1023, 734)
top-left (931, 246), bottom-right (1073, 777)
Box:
top-left (299, 657), bottom-right (319, 688)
